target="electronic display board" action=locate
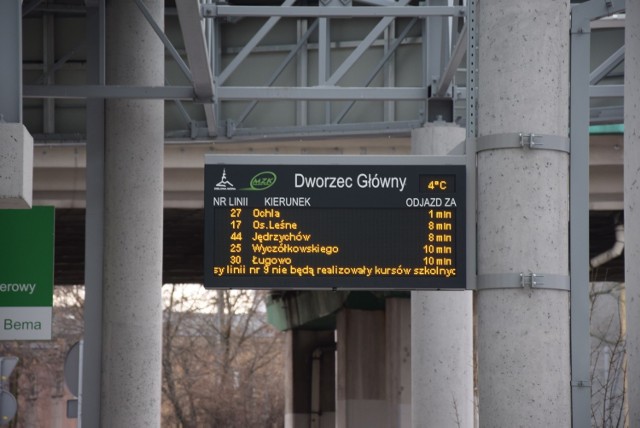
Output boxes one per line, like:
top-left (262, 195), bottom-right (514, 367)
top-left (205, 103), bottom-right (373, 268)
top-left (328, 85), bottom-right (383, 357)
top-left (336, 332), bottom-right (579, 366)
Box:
top-left (204, 155), bottom-right (466, 290)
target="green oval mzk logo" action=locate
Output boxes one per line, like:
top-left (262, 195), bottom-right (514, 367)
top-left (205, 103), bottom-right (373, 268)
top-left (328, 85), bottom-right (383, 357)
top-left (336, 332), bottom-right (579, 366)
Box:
top-left (245, 171), bottom-right (277, 190)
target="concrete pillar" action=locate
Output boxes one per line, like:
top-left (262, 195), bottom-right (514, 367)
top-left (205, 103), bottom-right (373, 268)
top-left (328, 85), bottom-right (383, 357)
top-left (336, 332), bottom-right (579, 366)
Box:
top-left (624, 1), bottom-right (640, 425)
top-left (0, 124), bottom-right (33, 209)
top-left (101, 0), bottom-right (164, 426)
top-left (284, 329), bottom-right (335, 428)
top-left (476, 1), bottom-right (571, 426)
top-left (337, 308), bottom-right (386, 428)
top-left (386, 298), bottom-right (411, 428)
top-left (410, 124), bottom-right (474, 428)
top-left (0, 1), bottom-right (32, 209)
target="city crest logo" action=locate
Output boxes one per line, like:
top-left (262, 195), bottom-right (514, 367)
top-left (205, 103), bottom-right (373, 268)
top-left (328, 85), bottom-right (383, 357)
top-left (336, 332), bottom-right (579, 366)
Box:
top-left (214, 169), bottom-right (236, 191)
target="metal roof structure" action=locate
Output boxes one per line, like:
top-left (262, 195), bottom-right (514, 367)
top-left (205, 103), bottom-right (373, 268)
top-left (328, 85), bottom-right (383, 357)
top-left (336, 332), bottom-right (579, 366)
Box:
top-left (5, 0), bottom-right (628, 283)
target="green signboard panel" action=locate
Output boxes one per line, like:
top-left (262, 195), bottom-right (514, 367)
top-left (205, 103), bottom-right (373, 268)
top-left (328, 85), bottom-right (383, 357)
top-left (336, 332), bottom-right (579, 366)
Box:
top-left (0, 206), bottom-right (54, 340)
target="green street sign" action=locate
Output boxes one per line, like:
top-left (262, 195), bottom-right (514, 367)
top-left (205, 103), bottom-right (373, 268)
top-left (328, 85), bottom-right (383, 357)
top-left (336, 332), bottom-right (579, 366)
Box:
top-left (0, 207), bottom-right (54, 340)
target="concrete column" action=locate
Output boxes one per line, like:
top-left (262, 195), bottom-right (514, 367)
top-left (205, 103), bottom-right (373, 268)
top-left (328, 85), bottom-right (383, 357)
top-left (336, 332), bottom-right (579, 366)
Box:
top-left (0, 124), bottom-right (33, 209)
top-left (0, 1), bottom-right (32, 209)
top-left (337, 308), bottom-right (386, 428)
top-left (284, 329), bottom-right (335, 428)
top-left (476, 1), bottom-right (571, 427)
top-left (624, 1), bottom-right (640, 425)
top-left (410, 124), bottom-right (474, 428)
top-left (101, 0), bottom-right (164, 426)
top-left (386, 298), bottom-right (411, 428)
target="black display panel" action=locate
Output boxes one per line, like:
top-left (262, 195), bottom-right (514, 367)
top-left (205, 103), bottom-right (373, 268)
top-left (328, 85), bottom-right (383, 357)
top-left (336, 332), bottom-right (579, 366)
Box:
top-left (204, 156), bottom-right (466, 289)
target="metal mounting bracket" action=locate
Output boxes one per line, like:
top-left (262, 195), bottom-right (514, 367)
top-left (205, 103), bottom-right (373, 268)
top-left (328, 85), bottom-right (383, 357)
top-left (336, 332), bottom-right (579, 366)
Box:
top-left (225, 119), bottom-right (237, 138)
top-left (476, 273), bottom-right (570, 291)
top-left (518, 133), bottom-right (542, 149)
top-left (475, 133), bottom-right (571, 153)
top-left (520, 271), bottom-right (542, 288)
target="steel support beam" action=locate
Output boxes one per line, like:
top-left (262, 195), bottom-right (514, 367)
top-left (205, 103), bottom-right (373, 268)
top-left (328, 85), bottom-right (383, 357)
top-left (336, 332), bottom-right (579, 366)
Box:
top-left (570, 1), bottom-right (624, 426)
top-left (135, 0), bottom-right (193, 83)
top-left (590, 84), bottom-right (624, 98)
top-left (319, 17), bottom-right (331, 123)
top-left (590, 105), bottom-right (623, 124)
top-left (382, 22), bottom-right (396, 122)
top-left (82, 3), bottom-right (105, 427)
top-left (165, 78), bottom-right (195, 133)
top-left (24, 84), bottom-right (426, 101)
top-left (235, 20), bottom-right (319, 127)
top-left (296, 20), bottom-right (309, 126)
top-left (435, 24), bottom-right (466, 97)
top-left (43, 15), bottom-right (56, 134)
top-left (624, 2), bottom-right (640, 424)
top-left (571, 0), bottom-right (625, 25)
top-left (217, 86), bottom-right (427, 100)
top-left (334, 18), bottom-right (417, 124)
top-left (175, 0), bottom-right (217, 136)
top-left (208, 6), bottom-right (222, 129)
top-left (0, 0), bottom-right (22, 123)
top-left (23, 85), bottom-right (195, 100)
top-left (217, 0), bottom-right (297, 85)
top-left (570, 9), bottom-right (593, 428)
top-left (325, 0), bottom-right (411, 87)
top-left (423, 0), bottom-right (447, 94)
top-left (202, 5), bottom-right (465, 18)
top-left (33, 42), bottom-right (86, 85)
top-left (22, 0), bottom-right (44, 16)
top-left (590, 45), bottom-right (624, 85)
top-left (356, 0), bottom-right (397, 6)
top-left (465, 0), bottom-right (478, 139)
top-left (227, 119), bottom-right (420, 139)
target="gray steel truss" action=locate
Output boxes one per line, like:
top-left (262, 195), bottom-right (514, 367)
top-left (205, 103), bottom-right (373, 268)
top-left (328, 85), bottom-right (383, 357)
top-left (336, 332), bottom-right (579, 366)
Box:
top-left (22, 0), bottom-right (470, 140)
top-left (20, 0), bottom-right (626, 141)
top-left (201, 5), bottom-right (465, 18)
top-left (175, 0), bottom-right (216, 136)
top-left (590, 45), bottom-right (624, 85)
